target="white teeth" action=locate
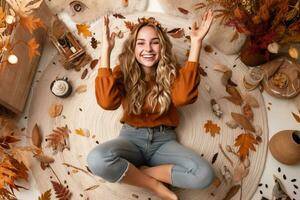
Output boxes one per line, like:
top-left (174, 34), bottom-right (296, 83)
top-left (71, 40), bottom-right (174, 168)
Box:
top-left (142, 55), bottom-right (154, 58)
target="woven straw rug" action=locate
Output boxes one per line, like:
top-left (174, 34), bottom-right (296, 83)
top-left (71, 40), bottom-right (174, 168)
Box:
top-left (27, 12), bottom-right (268, 200)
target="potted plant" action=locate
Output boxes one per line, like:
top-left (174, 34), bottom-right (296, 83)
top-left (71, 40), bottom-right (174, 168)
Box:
top-left (198, 0), bottom-right (300, 66)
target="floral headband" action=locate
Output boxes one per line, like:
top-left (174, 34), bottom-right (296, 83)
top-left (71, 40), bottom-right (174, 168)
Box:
top-left (125, 17), bottom-right (164, 32)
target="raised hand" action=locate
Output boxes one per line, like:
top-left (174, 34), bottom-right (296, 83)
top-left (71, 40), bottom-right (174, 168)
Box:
top-left (102, 15), bottom-right (116, 53)
top-left (191, 9), bottom-right (214, 43)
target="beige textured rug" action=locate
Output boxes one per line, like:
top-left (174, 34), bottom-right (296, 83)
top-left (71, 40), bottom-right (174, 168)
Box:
top-left (45, 0), bottom-right (148, 23)
top-left (27, 12), bottom-right (268, 200)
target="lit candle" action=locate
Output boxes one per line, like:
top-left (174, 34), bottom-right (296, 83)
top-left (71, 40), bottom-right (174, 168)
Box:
top-left (5, 15), bottom-right (15, 24)
top-left (8, 54), bottom-right (18, 64)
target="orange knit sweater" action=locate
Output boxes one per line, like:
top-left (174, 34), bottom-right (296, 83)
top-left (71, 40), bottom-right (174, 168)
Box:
top-left (95, 61), bottom-right (200, 128)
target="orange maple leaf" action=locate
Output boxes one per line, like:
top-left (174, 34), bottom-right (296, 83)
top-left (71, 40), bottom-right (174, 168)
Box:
top-left (20, 15), bottom-right (45, 33)
top-left (76, 23), bottom-right (92, 38)
top-left (234, 133), bottom-right (258, 161)
top-left (27, 38), bottom-right (40, 63)
top-left (204, 120), bottom-right (220, 137)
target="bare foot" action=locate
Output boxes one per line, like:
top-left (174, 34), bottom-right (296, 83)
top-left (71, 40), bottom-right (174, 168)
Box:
top-left (153, 181), bottom-right (178, 200)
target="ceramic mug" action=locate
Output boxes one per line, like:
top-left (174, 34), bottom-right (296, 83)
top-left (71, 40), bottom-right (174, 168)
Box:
top-left (50, 77), bottom-right (72, 98)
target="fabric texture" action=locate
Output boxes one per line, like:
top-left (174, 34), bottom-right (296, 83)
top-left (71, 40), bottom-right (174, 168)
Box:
top-left (87, 124), bottom-right (215, 189)
top-left (95, 61), bottom-right (200, 127)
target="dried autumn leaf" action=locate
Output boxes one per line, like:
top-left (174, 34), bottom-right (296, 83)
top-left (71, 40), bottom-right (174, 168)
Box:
top-left (221, 70), bottom-right (232, 86)
top-left (6, 0), bottom-right (43, 16)
top-left (46, 126), bottom-right (70, 154)
top-left (0, 188), bottom-right (17, 200)
top-left (48, 103), bottom-right (63, 118)
top-left (75, 128), bottom-right (90, 137)
top-left (214, 64), bottom-right (230, 73)
top-left (292, 112), bottom-right (300, 123)
top-left (194, 2), bottom-right (206, 10)
top-left (75, 85), bottom-right (87, 93)
top-left (204, 45), bottom-right (213, 53)
top-left (242, 103), bottom-right (254, 121)
top-left (230, 31), bottom-right (239, 42)
top-left (113, 13), bottom-right (126, 19)
top-left (27, 38), bottom-right (40, 63)
top-left (224, 85), bottom-right (243, 106)
top-left (178, 7), bottom-right (189, 15)
top-left (233, 162), bottom-right (249, 182)
top-left (0, 155), bottom-right (29, 190)
top-left (90, 59), bottom-right (98, 70)
top-left (0, 136), bottom-right (20, 149)
top-left (51, 181), bottom-right (72, 200)
top-left (234, 133), bottom-right (258, 161)
top-left (204, 120), bottom-right (220, 137)
top-left (223, 185), bottom-right (241, 200)
top-left (81, 68), bottom-right (88, 79)
top-left (32, 123), bottom-right (42, 147)
top-left (243, 94), bottom-right (259, 108)
top-left (124, 21), bottom-right (136, 31)
top-left (20, 15), bottom-right (44, 33)
top-left (231, 112), bottom-right (255, 132)
top-left (76, 23), bottom-right (92, 38)
top-left (122, 0), bottom-right (128, 7)
top-left (211, 153), bottom-right (218, 164)
top-left (38, 189), bottom-right (51, 200)
top-left (34, 153), bottom-right (55, 164)
top-left (167, 28), bottom-right (185, 38)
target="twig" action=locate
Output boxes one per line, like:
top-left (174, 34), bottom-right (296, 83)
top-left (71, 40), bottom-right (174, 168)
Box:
top-left (240, 178), bottom-right (243, 200)
top-left (48, 165), bottom-right (62, 184)
top-left (62, 162), bottom-right (91, 175)
top-left (219, 144), bottom-right (234, 167)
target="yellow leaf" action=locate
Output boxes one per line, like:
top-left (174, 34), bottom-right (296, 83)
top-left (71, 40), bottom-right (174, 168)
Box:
top-left (27, 38), bottom-right (40, 63)
top-left (292, 112), bottom-right (300, 123)
top-left (38, 189), bottom-right (51, 200)
top-left (289, 47), bottom-right (299, 59)
top-left (75, 128), bottom-right (85, 136)
top-left (20, 15), bottom-right (44, 33)
top-left (76, 24), bottom-right (92, 38)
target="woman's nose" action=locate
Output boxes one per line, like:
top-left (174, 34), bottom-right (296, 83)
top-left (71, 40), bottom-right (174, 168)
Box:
top-left (145, 43), bottom-right (153, 51)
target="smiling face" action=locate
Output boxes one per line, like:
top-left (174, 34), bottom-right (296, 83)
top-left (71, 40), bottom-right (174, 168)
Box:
top-left (134, 26), bottom-right (161, 74)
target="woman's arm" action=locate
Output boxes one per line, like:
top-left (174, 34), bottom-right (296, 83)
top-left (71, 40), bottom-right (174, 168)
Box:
top-left (95, 16), bottom-right (123, 110)
top-left (100, 15), bottom-right (116, 68)
top-left (188, 9), bottom-right (214, 62)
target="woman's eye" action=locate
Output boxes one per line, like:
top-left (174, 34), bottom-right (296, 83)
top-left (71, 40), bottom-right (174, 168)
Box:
top-left (69, 1), bottom-right (87, 13)
top-left (137, 43), bottom-right (144, 45)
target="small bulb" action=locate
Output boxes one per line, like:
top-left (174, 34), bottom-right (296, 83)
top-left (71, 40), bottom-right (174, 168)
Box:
top-left (5, 15), bottom-right (15, 24)
top-left (8, 54), bottom-right (18, 64)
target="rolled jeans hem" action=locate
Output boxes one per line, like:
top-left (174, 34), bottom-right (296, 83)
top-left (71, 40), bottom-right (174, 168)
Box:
top-left (115, 161), bottom-right (129, 183)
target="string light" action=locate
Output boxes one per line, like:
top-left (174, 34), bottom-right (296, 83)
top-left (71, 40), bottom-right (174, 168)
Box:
top-left (5, 15), bottom-right (15, 24)
top-left (8, 54), bottom-right (18, 64)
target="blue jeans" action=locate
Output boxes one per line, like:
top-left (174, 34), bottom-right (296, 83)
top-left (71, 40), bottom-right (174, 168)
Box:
top-left (87, 124), bottom-right (215, 189)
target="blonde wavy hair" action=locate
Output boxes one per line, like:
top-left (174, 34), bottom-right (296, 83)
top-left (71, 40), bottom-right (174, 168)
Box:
top-left (118, 22), bottom-right (179, 115)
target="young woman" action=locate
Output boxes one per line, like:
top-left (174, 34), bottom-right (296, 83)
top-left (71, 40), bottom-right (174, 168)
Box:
top-left (87, 10), bottom-right (214, 200)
